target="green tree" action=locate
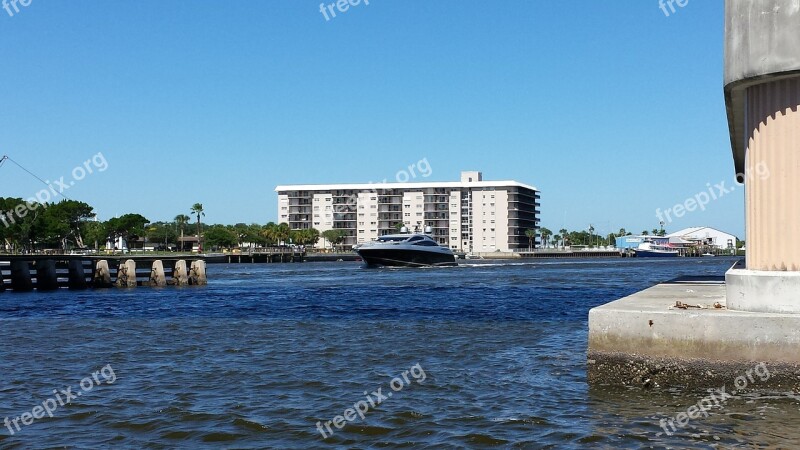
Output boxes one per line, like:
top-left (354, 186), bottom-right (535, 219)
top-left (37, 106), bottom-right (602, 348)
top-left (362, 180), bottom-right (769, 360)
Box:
top-left (559, 228), bottom-right (568, 248)
top-left (275, 223), bottom-right (290, 245)
top-left (290, 228), bottom-right (320, 246)
top-left (260, 222), bottom-right (278, 246)
top-left (231, 223), bottom-right (250, 248)
top-left (106, 214), bottom-right (149, 245)
top-left (539, 227), bottom-right (552, 249)
top-left (0, 197), bottom-right (46, 251)
top-left (82, 220), bottom-right (107, 250)
top-left (146, 221), bottom-right (178, 248)
top-left (42, 200), bottom-right (95, 249)
top-left (204, 224), bottom-right (237, 249)
top-left (175, 214), bottom-right (190, 251)
top-left (322, 229), bottom-right (347, 251)
top-left (191, 203), bottom-right (205, 250)
top-left (525, 229), bottom-right (537, 251)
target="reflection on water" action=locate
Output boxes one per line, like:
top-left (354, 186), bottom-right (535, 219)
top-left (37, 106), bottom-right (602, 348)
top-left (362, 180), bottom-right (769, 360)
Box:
top-left (1, 257), bottom-right (799, 447)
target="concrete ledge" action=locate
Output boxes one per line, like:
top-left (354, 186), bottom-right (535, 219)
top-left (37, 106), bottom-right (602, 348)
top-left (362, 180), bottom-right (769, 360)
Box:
top-left (727, 267), bottom-right (800, 313)
top-left (588, 278), bottom-right (800, 389)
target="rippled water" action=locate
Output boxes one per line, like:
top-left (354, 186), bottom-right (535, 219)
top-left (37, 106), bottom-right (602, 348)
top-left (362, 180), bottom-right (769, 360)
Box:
top-left (2, 257), bottom-right (800, 448)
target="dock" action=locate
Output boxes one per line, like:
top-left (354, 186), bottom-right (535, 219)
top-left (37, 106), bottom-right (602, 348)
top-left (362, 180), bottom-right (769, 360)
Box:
top-left (0, 255), bottom-right (207, 292)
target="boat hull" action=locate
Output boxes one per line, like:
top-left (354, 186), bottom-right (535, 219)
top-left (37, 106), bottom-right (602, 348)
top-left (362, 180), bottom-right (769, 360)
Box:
top-left (355, 248), bottom-right (457, 267)
top-left (634, 249), bottom-right (678, 257)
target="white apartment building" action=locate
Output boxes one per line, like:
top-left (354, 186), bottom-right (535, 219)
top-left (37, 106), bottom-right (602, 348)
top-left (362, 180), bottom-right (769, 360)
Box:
top-left (275, 171), bottom-right (540, 252)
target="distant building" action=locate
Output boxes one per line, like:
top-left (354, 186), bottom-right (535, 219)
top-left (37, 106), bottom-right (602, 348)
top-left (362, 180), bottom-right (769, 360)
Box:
top-left (615, 227), bottom-right (737, 250)
top-left (615, 235), bottom-right (644, 250)
top-left (274, 171), bottom-right (540, 252)
top-left (665, 227), bottom-right (737, 250)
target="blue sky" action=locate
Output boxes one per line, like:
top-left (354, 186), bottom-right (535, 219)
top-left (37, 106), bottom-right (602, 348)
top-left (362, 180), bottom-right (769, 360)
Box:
top-left (0, 1), bottom-right (743, 237)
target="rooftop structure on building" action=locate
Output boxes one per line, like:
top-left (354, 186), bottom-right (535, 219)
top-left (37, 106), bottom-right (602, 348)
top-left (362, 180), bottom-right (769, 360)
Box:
top-left (274, 171), bottom-right (540, 252)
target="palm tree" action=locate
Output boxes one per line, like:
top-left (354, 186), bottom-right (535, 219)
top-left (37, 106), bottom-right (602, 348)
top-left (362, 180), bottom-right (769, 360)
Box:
top-left (559, 228), bottom-right (568, 248)
top-left (191, 203), bottom-right (205, 251)
top-left (525, 229), bottom-right (536, 251)
top-left (588, 225), bottom-right (595, 247)
top-left (539, 227), bottom-right (552, 249)
top-left (276, 223), bottom-right (291, 246)
top-left (260, 222), bottom-right (278, 246)
top-left (175, 214), bottom-right (190, 251)
top-left (642, 230), bottom-right (649, 236)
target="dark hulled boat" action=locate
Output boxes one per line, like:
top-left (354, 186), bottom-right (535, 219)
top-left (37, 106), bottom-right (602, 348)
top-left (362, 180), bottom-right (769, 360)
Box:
top-left (353, 233), bottom-right (457, 267)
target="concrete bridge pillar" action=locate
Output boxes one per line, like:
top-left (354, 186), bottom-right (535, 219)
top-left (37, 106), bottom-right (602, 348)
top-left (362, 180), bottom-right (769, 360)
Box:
top-left (10, 260), bottom-right (33, 292)
top-left (724, 0), bottom-right (800, 313)
top-left (68, 259), bottom-right (88, 290)
top-left (35, 259), bottom-right (59, 291)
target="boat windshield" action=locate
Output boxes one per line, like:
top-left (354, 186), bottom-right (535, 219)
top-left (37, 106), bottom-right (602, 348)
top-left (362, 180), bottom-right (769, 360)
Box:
top-left (376, 236), bottom-right (408, 242)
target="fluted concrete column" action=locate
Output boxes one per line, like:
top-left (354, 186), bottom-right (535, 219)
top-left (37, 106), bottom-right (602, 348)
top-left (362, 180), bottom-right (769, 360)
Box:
top-left (744, 78), bottom-right (800, 271)
top-left (724, 0), bottom-right (800, 313)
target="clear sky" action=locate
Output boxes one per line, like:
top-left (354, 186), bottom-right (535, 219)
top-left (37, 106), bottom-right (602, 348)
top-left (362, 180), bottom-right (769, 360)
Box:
top-left (0, 1), bottom-right (743, 237)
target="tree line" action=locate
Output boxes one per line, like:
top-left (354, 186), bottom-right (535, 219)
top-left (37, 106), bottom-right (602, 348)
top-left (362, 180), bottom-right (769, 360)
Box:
top-left (530, 227), bottom-right (668, 250)
top-left (0, 196), bottom-right (350, 253)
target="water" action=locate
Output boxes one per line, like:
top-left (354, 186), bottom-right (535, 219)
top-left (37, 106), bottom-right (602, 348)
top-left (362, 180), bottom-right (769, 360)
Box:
top-left (2, 257), bottom-right (800, 448)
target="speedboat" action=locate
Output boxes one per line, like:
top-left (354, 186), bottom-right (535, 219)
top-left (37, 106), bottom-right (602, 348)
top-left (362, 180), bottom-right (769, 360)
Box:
top-left (634, 242), bottom-right (679, 257)
top-left (353, 231), bottom-right (457, 267)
